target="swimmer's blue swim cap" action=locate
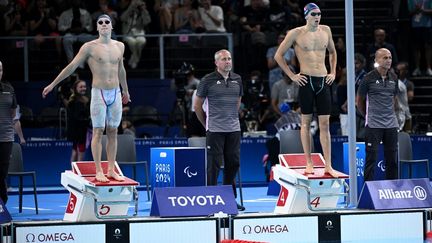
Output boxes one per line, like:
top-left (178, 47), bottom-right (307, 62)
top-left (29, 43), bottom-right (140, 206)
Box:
top-left (304, 3), bottom-right (320, 19)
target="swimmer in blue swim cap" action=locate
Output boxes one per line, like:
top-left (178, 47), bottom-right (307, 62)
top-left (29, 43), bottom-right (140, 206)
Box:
top-left (273, 3), bottom-right (339, 178)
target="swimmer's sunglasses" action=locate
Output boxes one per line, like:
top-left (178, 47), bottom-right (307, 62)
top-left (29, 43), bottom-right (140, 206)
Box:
top-left (310, 12), bottom-right (321, 17)
top-left (98, 20), bottom-right (111, 25)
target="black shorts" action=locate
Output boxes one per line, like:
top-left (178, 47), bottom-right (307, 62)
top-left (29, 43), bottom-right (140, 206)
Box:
top-left (298, 75), bottom-right (331, 115)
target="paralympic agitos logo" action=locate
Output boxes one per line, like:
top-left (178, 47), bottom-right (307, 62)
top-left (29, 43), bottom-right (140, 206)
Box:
top-left (183, 165), bottom-right (198, 178)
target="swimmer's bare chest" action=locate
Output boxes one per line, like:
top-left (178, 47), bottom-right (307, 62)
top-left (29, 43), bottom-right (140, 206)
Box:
top-left (295, 31), bottom-right (328, 52)
top-left (88, 43), bottom-right (122, 88)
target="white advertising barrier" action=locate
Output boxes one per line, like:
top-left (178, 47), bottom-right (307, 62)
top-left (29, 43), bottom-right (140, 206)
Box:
top-left (61, 161), bottom-right (139, 221)
top-left (340, 211), bottom-right (424, 242)
top-left (232, 215), bottom-right (318, 243)
top-left (129, 219), bottom-right (218, 243)
top-left (15, 224), bottom-right (105, 243)
top-left (273, 153), bottom-right (349, 214)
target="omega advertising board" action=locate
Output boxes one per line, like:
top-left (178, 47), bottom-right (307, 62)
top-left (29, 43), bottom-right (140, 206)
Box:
top-left (129, 218), bottom-right (219, 243)
top-left (14, 224), bottom-right (105, 243)
top-left (232, 215), bottom-right (319, 242)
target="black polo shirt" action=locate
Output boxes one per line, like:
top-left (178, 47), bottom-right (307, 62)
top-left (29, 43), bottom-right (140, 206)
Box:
top-left (357, 69), bottom-right (398, 129)
top-left (196, 71), bottom-right (243, 132)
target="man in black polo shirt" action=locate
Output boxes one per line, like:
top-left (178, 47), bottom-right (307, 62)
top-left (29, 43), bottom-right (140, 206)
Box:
top-left (194, 49), bottom-right (245, 211)
top-left (357, 48), bottom-right (399, 181)
top-left (0, 60), bottom-right (17, 204)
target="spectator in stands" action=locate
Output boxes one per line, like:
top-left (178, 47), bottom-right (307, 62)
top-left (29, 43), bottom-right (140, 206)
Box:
top-left (3, 0), bottom-right (28, 36)
top-left (42, 14), bottom-right (131, 182)
top-left (122, 119), bottom-right (136, 137)
top-left (395, 61), bottom-right (414, 132)
top-left (239, 0), bottom-right (269, 72)
top-left (286, 0), bottom-right (303, 25)
top-left (121, 0), bottom-right (151, 69)
top-left (66, 79), bottom-right (90, 162)
top-left (198, 0), bottom-right (226, 33)
top-left (336, 68), bottom-right (348, 135)
top-left (181, 62), bottom-right (200, 114)
top-left (266, 0), bottom-right (291, 37)
top-left (173, 0), bottom-right (201, 33)
top-left (0, 60), bottom-right (17, 204)
top-left (266, 32), bottom-right (297, 91)
top-left (242, 70), bottom-right (272, 130)
top-left (92, 0), bottom-right (119, 35)
top-left (194, 49), bottom-right (245, 211)
top-left (271, 72), bottom-right (299, 117)
top-left (336, 37), bottom-right (346, 71)
top-left (27, 0), bottom-right (62, 59)
top-left (354, 53), bottom-right (367, 141)
top-left (58, 0), bottom-right (93, 64)
top-left (366, 28), bottom-right (398, 71)
top-left (153, 0), bottom-right (178, 33)
top-left (357, 48), bottom-right (399, 181)
top-left (274, 3), bottom-right (338, 177)
top-left (408, 0), bottom-right (432, 76)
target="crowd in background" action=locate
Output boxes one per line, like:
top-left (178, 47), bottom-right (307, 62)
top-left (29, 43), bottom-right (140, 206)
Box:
top-left (0, 0), bottom-right (431, 138)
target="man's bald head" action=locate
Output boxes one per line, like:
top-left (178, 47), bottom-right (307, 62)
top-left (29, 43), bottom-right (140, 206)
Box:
top-left (375, 48), bottom-right (391, 59)
top-left (374, 48), bottom-right (392, 70)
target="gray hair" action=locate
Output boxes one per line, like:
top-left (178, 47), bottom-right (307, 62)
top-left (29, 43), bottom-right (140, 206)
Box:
top-left (214, 49), bottom-right (230, 61)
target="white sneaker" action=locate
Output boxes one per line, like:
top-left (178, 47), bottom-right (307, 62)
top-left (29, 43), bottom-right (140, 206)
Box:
top-left (412, 68), bottom-right (422, 76)
top-left (426, 68), bottom-right (432, 76)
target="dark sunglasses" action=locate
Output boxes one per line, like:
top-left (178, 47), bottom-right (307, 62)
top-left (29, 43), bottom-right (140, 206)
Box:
top-left (98, 20), bottom-right (110, 25)
top-left (310, 12), bottom-right (321, 17)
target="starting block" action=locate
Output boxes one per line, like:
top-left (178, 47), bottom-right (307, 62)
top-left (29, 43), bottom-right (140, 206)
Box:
top-left (273, 153), bottom-right (349, 214)
top-left (61, 161), bottom-right (139, 221)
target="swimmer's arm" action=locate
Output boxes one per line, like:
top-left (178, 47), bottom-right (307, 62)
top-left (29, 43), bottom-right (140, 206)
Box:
top-left (326, 26), bottom-right (337, 83)
top-left (275, 28), bottom-right (297, 79)
top-left (42, 44), bottom-right (90, 98)
top-left (118, 43), bottom-right (130, 103)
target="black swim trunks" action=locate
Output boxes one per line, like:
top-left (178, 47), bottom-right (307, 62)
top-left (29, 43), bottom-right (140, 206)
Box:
top-left (298, 75), bottom-right (331, 115)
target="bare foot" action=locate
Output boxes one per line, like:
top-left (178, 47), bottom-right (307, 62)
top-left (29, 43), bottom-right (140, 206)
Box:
top-left (108, 171), bottom-right (125, 181)
top-left (324, 167), bottom-right (339, 178)
top-left (95, 171), bottom-right (109, 182)
top-left (304, 163), bottom-right (315, 174)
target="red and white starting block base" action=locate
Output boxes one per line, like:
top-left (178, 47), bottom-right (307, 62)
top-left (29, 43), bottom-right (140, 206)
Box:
top-left (61, 161), bottom-right (139, 221)
top-left (273, 153), bottom-right (349, 214)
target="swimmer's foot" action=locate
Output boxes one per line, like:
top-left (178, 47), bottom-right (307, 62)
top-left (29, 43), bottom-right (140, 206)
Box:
top-left (95, 171), bottom-right (110, 182)
top-left (324, 167), bottom-right (339, 178)
top-left (108, 171), bottom-right (125, 181)
top-left (304, 163), bottom-right (315, 174)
